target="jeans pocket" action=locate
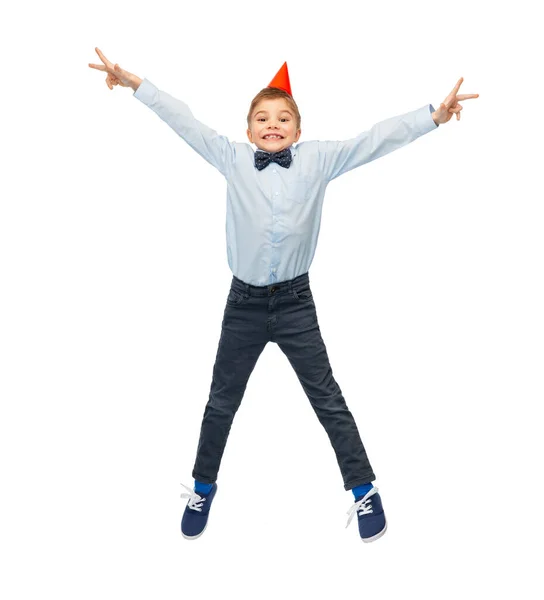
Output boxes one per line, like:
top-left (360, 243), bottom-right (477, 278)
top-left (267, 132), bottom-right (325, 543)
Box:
top-left (292, 286), bottom-right (313, 302)
top-left (226, 287), bottom-right (249, 307)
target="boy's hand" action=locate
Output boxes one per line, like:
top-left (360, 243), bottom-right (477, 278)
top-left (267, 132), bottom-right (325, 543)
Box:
top-left (432, 77), bottom-right (479, 125)
top-left (88, 47), bottom-right (142, 91)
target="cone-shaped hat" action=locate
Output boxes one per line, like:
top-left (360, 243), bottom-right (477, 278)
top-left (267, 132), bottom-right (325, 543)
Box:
top-left (268, 62), bottom-right (292, 96)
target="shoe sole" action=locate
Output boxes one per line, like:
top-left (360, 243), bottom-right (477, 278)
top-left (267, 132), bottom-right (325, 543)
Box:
top-left (362, 518), bottom-right (387, 543)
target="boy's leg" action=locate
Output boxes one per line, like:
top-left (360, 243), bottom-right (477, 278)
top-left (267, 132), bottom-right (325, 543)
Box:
top-left (274, 273), bottom-right (375, 490)
top-left (192, 279), bottom-right (269, 484)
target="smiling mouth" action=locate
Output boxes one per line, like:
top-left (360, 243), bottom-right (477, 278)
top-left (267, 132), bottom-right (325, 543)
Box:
top-left (263, 135), bottom-right (283, 140)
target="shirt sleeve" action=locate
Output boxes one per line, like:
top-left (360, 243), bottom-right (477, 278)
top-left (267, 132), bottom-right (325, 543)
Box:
top-left (133, 78), bottom-right (235, 178)
top-left (316, 104), bottom-right (438, 182)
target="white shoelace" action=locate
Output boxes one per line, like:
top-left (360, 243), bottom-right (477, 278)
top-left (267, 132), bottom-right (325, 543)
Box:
top-left (345, 486), bottom-right (379, 528)
top-left (180, 483), bottom-right (207, 512)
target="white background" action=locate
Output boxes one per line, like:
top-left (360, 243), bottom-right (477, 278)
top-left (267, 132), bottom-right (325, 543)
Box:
top-left (1, 0), bottom-right (543, 598)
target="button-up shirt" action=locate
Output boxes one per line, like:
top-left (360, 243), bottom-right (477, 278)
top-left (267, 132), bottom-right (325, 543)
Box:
top-left (134, 79), bottom-right (438, 286)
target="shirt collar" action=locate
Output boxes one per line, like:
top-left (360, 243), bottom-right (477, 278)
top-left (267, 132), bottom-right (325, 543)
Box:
top-left (254, 144), bottom-right (296, 157)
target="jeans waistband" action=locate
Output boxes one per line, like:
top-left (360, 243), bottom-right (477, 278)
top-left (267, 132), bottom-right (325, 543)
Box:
top-left (230, 272), bottom-right (310, 297)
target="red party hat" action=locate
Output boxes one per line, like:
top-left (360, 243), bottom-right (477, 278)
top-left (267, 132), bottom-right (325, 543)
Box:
top-left (268, 62), bottom-right (292, 96)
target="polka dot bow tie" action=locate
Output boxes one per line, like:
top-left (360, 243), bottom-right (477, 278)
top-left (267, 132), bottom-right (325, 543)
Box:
top-left (254, 147), bottom-right (292, 171)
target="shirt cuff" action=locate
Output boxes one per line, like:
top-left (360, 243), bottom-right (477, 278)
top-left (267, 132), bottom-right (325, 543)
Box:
top-left (133, 78), bottom-right (157, 104)
top-left (413, 103), bottom-right (439, 134)
top-left (429, 103), bottom-right (438, 127)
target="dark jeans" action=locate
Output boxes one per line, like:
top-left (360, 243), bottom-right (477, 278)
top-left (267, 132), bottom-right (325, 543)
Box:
top-left (192, 272), bottom-right (376, 491)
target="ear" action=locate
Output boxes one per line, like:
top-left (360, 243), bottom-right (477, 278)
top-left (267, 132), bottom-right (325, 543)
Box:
top-left (247, 128), bottom-right (253, 143)
top-left (294, 128), bottom-right (301, 142)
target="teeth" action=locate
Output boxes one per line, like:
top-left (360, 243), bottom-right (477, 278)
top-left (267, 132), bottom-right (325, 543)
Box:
top-left (265, 135), bottom-right (281, 139)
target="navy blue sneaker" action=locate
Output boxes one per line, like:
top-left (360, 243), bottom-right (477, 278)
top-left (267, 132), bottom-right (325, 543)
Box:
top-left (180, 482), bottom-right (218, 540)
top-left (346, 487), bottom-right (387, 542)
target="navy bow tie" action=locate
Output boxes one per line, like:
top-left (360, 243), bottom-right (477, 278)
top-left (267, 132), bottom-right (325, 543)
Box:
top-left (254, 147), bottom-right (292, 171)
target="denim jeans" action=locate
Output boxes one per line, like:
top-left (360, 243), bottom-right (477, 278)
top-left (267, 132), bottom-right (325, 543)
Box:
top-left (192, 272), bottom-right (376, 491)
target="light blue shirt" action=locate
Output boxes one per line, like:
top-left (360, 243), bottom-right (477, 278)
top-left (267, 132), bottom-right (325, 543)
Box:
top-left (134, 79), bottom-right (438, 286)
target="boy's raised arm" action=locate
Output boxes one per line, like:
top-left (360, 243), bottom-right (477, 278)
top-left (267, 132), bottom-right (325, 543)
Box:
top-left (315, 104), bottom-right (438, 182)
top-left (88, 48), bottom-right (235, 178)
top-left (133, 79), bottom-right (236, 178)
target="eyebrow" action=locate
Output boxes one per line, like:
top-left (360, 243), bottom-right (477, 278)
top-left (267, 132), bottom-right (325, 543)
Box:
top-left (254, 109), bottom-right (293, 116)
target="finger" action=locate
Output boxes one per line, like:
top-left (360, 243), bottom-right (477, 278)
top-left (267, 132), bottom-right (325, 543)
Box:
top-left (456, 94), bottom-right (479, 100)
top-left (451, 77), bottom-right (464, 94)
top-left (444, 91), bottom-right (457, 108)
top-left (444, 77), bottom-right (464, 107)
top-left (95, 47), bottom-right (112, 66)
top-left (106, 74), bottom-right (112, 90)
top-left (88, 63), bottom-right (106, 71)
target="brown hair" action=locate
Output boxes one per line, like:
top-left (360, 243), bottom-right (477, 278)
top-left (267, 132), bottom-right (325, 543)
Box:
top-left (247, 87), bottom-right (301, 132)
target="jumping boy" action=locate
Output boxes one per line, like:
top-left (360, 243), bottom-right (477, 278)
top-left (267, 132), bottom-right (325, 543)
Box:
top-left (88, 48), bottom-right (478, 542)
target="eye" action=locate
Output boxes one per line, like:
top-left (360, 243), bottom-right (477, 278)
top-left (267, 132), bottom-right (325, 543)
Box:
top-left (257, 118), bottom-right (266, 122)
top-left (280, 118), bottom-right (289, 122)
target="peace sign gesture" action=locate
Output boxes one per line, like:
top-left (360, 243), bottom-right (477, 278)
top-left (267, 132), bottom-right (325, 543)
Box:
top-left (433, 77), bottom-right (479, 125)
top-left (88, 47), bottom-right (142, 91)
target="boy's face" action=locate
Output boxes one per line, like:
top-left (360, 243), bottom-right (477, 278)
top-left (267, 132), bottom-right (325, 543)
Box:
top-left (247, 97), bottom-right (301, 152)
